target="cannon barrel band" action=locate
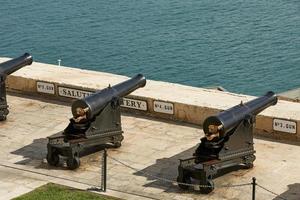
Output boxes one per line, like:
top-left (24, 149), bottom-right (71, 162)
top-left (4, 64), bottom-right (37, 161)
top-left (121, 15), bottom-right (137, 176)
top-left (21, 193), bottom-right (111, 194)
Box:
top-left (203, 91), bottom-right (278, 139)
top-left (0, 53), bottom-right (33, 75)
top-left (71, 74), bottom-right (146, 120)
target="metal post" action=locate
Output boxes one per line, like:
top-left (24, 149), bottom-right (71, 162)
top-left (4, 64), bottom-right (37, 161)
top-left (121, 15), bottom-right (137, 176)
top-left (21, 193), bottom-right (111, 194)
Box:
top-left (252, 177), bottom-right (256, 200)
top-left (102, 149), bottom-right (107, 192)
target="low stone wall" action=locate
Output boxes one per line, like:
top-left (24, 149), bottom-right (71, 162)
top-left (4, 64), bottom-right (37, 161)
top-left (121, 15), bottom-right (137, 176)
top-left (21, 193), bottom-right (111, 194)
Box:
top-left (1, 57), bottom-right (300, 142)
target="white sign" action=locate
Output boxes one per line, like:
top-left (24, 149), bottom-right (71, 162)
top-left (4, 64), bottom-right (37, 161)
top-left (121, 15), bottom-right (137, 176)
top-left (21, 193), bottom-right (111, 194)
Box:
top-left (273, 119), bottom-right (297, 134)
top-left (153, 101), bottom-right (174, 114)
top-left (58, 86), bottom-right (93, 99)
top-left (120, 97), bottom-right (147, 111)
top-left (36, 81), bottom-right (55, 94)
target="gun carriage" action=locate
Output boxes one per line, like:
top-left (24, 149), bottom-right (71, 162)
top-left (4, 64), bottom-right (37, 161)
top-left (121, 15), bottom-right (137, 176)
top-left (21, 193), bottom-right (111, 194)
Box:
top-left (47, 74), bottom-right (146, 169)
top-left (0, 53), bottom-right (33, 121)
top-left (177, 91), bottom-right (277, 193)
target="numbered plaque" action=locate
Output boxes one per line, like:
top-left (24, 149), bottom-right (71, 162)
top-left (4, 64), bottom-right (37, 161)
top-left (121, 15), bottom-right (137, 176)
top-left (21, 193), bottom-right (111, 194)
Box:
top-left (153, 101), bottom-right (174, 114)
top-left (36, 81), bottom-right (55, 94)
top-left (273, 119), bottom-right (297, 134)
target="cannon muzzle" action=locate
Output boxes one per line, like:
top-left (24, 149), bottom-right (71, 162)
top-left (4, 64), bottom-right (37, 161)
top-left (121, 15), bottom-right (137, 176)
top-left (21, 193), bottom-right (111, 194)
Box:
top-left (0, 53), bottom-right (33, 75)
top-left (71, 74), bottom-right (146, 120)
top-left (203, 91), bottom-right (277, 139)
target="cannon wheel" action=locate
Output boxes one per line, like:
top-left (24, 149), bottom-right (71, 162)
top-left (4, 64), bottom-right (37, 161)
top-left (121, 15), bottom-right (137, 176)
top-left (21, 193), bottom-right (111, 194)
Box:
top-left (0, 116), bottom-right (7, 121)
top-left (244, 163), bottom-right (254, 169)
top-left (112, 135), bottom-right (123, 148)
top-left (113, 141), bottom-right (122, 148)
top-left (47, 152), bottom-right (59, 166)
top-left (67, 157), bottom-right (80, 170)
top-left (177, 175), bottom-right (191, 190)
top-left (243, 155), bottom-right (255, 169)
top-left (200, 179), bottom-right (214, 194)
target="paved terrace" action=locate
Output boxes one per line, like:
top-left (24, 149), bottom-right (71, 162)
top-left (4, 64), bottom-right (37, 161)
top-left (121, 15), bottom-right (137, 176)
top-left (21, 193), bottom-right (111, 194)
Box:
top-left (0, 94), bottom-right (300, 200)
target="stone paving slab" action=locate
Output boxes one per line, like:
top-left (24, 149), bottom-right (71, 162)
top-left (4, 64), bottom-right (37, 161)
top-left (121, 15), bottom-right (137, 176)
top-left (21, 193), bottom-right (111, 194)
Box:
top-left (0, 94), bottom-right (300, 200)
top-left (0, 166), bottom-right (47, 200)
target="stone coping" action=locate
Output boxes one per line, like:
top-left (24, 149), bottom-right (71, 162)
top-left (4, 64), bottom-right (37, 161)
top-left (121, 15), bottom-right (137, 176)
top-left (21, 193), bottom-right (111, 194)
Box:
top-left (1, 57), bottom-right (299, 141)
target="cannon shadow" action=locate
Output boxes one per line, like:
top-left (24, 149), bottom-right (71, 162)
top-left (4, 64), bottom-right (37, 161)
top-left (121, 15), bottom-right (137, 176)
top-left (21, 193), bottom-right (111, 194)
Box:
top-left (273, 183), bottom-right (300, 200)
top-left (130, 145), bottom-right (248, 194)
top-left (10, 136), bottom-right (111, 170)
top-left (127, 146), bottom-right (197, 194)
top-left (11, 138), bottom-right (48, 165)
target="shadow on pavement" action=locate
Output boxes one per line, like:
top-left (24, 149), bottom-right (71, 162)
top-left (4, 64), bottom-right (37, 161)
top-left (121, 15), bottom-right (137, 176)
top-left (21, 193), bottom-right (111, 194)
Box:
top-left (133, 146), bottom-right (196, 192)
top-left (12, 138), bottom-right (48, 164)
top-left (132, 145), bottom-right (252, 194)
top-left (10, 136), bottom-right (111, 170)
top-left (273, 183), bottom-right (300, 200)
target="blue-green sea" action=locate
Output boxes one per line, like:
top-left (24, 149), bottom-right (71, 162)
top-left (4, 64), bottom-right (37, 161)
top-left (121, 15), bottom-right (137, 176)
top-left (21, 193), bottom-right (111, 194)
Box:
top-left (0, 0), bottom-right (299, 95)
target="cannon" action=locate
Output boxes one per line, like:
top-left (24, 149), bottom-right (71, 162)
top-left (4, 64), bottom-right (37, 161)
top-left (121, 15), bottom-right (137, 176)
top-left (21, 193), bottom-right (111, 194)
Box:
top-left (177, 91), bottom-right (277, 193)
top-left (0, 53), bottom-right (33, 121)
top-left (47, 74), bottom-right (146, 169)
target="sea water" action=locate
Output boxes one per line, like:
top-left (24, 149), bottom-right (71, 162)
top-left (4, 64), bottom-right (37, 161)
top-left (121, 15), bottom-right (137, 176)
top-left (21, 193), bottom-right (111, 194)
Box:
top-left (0, 0), bottom-right (299, 95)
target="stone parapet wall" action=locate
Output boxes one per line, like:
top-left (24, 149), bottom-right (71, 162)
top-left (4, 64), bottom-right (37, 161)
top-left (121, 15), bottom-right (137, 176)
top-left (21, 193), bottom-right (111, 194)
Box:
top-left (1, 57), bottom-right (299, 142)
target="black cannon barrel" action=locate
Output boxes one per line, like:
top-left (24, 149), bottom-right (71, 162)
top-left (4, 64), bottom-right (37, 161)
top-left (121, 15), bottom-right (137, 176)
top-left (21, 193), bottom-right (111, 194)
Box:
top-left (0, 53), bottom-right (33, 75)
top-left (71, 74), bottom-right (146, 119)
top-left (203, 91), bottom-right (277, 136)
